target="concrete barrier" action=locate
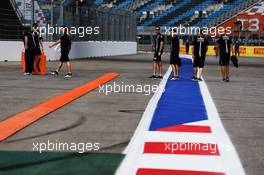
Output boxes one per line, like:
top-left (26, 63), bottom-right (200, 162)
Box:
top-left (0, 41), bottom-right (137, 61)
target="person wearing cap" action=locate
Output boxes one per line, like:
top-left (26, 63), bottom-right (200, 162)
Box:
top-left (217, 31), bottom-right (233, 82)
top-left (49, 25), bottom-right (72, 78)
top-left (150, 26), bottom-right (164, 79)
top-left (191, 31), bottom-right (209, 81)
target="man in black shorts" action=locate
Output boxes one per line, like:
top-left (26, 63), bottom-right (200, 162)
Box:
top-left (234, 39), bottom-right (240, 57)
top-left (169, 29), bottom-right (180, 80)
top-left (150, 26), bottom-right (164, 79)
top-left (23, 23), bottom-right (43, 75)
top-left (217, 32), bottom-right (233, 82)
top-left (191, 31), bottom-right (209, 81)
top-left (49, 25), bottom-right (72, 78)
top-left (185, 37), bottom-right (190, 54)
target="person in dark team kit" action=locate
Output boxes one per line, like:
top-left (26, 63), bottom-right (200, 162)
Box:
top-left (169, 30), bottom-right (180, 80)
top-left (185, 37), bottom-right (190, 54)
top-left (49, 25), bottom-right (72, 78)
top-left (234, 39), bottom-right (240, 57)
top-left (191, 31), bottom-right (209, 81)
top-left (23, 23), bottom-right (43, 75)
top-left (217, 32), bottom-right (233, 82)
top-left (150, 26), bottom-right (164, 79)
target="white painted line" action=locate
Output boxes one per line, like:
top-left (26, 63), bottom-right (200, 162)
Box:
top-left (144, 131), bottom-right (217, 143)
top-left (183, 120), bottom-right (212, 126)
top-left (138, 154), bottom-right (226, 173)
top-left (198, 80), bottom-right (246, 175)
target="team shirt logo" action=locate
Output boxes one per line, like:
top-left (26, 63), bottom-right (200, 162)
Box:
top-left (198, 37), bottom-right (205, 57)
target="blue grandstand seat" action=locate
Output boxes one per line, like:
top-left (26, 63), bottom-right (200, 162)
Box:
top-left (116, 0), bottom-right (133, 10)
top-left (164, 0), bottom-right (213, 27)
top-left (95, 0), bottom-right (104, 5)
top-left (194, 0), bottom-right (244, 27)
top-left (140, 0), bottom-right (192, 27)
top-left (136, 0), bottom-right (163, 13)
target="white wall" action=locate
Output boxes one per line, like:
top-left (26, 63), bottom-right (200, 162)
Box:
top-left (0, 41), bottom-right (137, 61)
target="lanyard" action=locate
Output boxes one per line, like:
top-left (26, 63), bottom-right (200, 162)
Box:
top-left (225, 40), bottom-right (228, 53)
top-left (156, 34), bottom-right (159, 51)
top-left (199, 42), bottom-right (202, 57)
top-left (223, 36), bottom-right (228, 54)
top-left (198, 37), bottom-right (204, 57)
top-left (30, 32), bottom-right (36, 47)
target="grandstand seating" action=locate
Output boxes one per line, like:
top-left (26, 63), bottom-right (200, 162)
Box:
top-left (99, 0), bottom-right (260, 28)
top-left (194, 0), bottom-right (258, 27)
top-left (205, 0), bottom-right (260, 27)
top-left (95, 0), bottom-right (104, 5)
top-left (140, 0), bottom-right (196, 27)
top-left (0, 0), bottom-right (29, 40)
top-left (136, 0), bottom-right (163, 13)
top-left (116, 0), bottom-right (133, 9)
top-left (1, 0), bottom-right (261, 41)
top-left (164, 0), bottom-right (213, 26)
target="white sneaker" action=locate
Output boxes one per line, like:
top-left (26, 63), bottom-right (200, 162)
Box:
top-left (64, 73), bottom-right (72, 78)
top-left (23, 73), bottom-right (30, 76)
top-left (50, 71), bottom-right (58, 75)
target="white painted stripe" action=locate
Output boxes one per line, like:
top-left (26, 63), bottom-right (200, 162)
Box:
top-left (138, 154), bottom-right (226, 173)
top-left (144, 131), bottom-right (217, 143)
top-left (198, 80), bottom-right (246, 175)
top-left (183, 120), bottom-right (212, 126)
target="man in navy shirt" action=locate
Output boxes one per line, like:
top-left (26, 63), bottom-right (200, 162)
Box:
top-left (150, 26), bottom-right (164, 79)
top-left (217, 32), bottom-right (233, 82)
top-left (23, 23), bottom-right (43, 75)
top-left (169, 29), bottom-right (180, 80)
top-left (234, 39), bottom-right (240, 56)
top-left (191, 31), bottom-right (209, 81)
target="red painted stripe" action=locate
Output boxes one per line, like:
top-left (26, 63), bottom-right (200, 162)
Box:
top-left (156, 124), bottom-right (212, 133)
top-left (144, 142), bottom-right (220, 156)
top-left (136, 168), bottom-right (225, 175)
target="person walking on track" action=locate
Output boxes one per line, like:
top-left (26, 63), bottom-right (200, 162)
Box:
top-left (49, 25), bottom-right (72, 78)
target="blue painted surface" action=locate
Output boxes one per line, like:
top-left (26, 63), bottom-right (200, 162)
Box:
top-left (149, 58), bottom-right (208, 131)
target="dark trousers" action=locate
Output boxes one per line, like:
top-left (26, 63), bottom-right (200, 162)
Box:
top-left (25, 49), bottom-right (35, 73)
top-left (186, 45), bottom-right (189, 54)
top-left (235, 47), bottom-right (240, 56)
